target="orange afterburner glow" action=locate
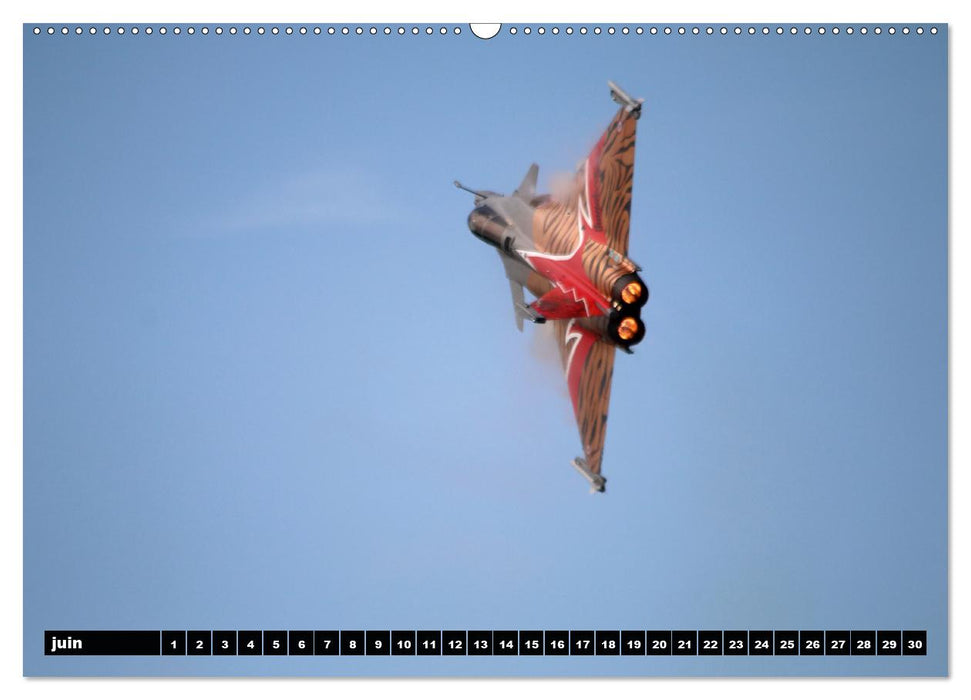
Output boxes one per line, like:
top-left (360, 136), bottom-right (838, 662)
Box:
top-left (621, 281), bottom-right (643, 305)
top-left (618, 317), bottom-right (639, 340)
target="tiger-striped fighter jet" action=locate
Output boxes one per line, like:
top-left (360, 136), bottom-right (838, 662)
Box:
top-left (455, 81), bottom-right (647, 493)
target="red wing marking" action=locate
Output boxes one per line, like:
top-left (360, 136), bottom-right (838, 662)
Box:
top-left (530, 287), bottom-right (589, 320)
top-left (522, 213), bottom-right (609, 318)
top-left (553, 320), bottom-right (617, 477)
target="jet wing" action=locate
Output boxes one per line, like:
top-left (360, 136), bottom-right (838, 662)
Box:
top-left (552, 319), bottom-right (617, 490)
top-left (577, 100), bottom-right (640, 256)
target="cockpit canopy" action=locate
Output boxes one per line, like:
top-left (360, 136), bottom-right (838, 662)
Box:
top-left (467, 205), bottom-right (510, 249)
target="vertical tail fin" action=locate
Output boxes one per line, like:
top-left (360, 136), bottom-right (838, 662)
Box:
top-left (514, 163), bottom-right (539, 202)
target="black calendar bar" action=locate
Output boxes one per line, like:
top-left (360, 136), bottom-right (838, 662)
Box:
top-left (43, 629), bottom-right (928, 656)
top-left (45, 631), bottom-right (160, 655)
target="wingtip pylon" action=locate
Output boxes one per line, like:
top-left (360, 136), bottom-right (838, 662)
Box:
top-left (607, 80), bottom-right (644, 118)
top-left (571, 457), bottom-right (606, 494)
top-left (514, 163), bottom-right (539, 202)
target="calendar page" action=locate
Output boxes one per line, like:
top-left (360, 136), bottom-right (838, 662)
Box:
top-left (22, 19), bottom-right (947, 677)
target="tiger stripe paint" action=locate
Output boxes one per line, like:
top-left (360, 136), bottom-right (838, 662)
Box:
top-left (553, 319), bottom-right (616, 477)
top-left (585, 106), bottom-right (638, 256)
top-left (531, 104), bottom-right (640, 479)
top-left (532, 200), bottom-right (579, 257)
top-left (461, 82), bottom-right (646, 490)
top-left (527, 105), bottom-right (640, 313)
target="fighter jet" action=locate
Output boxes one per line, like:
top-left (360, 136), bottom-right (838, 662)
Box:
top-left (456, 81), bottom-right (647, 493)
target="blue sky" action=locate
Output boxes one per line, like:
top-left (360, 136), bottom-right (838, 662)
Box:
top-left (23, 22), bottom-right (946, 676)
